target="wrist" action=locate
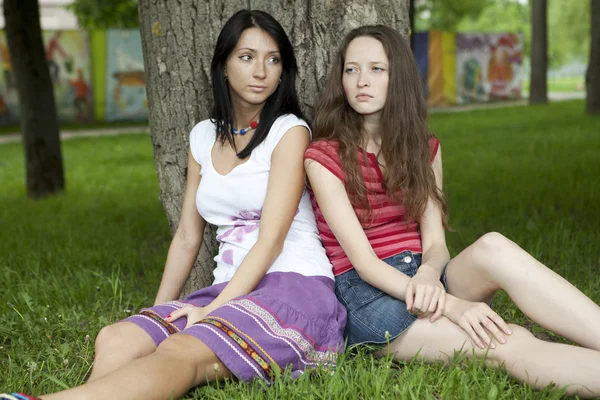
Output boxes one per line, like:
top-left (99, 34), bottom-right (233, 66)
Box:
top-left (443, 294), bottom-right (458, 316)
top-left (417, 264), bottom-right (442, 278)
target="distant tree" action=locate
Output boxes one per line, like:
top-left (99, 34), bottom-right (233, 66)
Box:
top-left (410, 0), bottom-right (416, 52)
top-left (548, 0), bottom-right (590, 67)
top-left (3, 0), bottom-right (65, 198)
top-left (456, 1), bottom-right (530, 54)
top-left (587, 0), bottom-right (600, 114)
top-left (414, 0), bottom-right (491, 31)
top-left (67, 0), bottom-right (139, 29)
top-left (530, 0), bottom-right (548, 104)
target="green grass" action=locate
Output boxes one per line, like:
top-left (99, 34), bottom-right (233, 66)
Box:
top-left (0, 120), bottom-right (149, 135)
top-left (1, 100), bottom-right (599, 398)
top-left (523, 76), bottom-right (586, 93)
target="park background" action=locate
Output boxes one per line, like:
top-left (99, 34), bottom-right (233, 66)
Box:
top-left (0, 1), bottom-right (599, 399)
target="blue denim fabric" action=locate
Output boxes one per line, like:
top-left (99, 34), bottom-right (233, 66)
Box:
top-left (335, 251), bottom-right (448, 347)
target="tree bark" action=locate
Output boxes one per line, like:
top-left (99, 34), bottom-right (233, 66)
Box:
top-left (3, 0), bottom-right (65, 198)
top-left (587, 0), bottom-right (600, 114)
top-left (409, 0), bottom-right (416, 53)
top-left (138, 0), bottom-right (410, 296)
top-left (529, 0), bottom-right (548, 104)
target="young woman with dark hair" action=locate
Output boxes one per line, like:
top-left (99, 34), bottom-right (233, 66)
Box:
top-left (2, 10), bottom-right (345, 400)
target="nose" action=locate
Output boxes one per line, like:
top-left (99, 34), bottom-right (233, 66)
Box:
top-left (253, 61), bottom-right (266, 79)
top-left (357, 71), bottom-right (369, 88)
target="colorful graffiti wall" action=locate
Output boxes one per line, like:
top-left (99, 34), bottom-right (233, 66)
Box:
top-left (0, 30), bottom-right (92, 124)
top-left (0, 29), bottom-right (523, 126)
top-left (105, 30), bottom-right (147, 121)
top-left (455, 33), bottom-right (523, 104)
top-left (415, 31), bottom-right (523, 107)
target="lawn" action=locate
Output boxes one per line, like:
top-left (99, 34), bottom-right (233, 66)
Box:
top-left (523, 76), bottom-right (586, 93)
top-left (0, 120), bottom-right (149, 136)
top-left (1, 100), bottom-right (598, 399)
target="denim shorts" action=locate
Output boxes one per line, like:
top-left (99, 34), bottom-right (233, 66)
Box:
top-left (335, 250), bottom-right (448, 347)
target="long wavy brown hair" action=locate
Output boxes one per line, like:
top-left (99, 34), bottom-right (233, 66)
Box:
top-left (312, 25), bottom-right (448, 228)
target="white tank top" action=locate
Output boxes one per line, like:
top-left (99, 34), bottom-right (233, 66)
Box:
top-left (189, 114), bottom-right (334, 284)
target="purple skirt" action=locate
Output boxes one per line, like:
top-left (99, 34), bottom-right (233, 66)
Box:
top-left (124, 272), bottom-right (346, 383)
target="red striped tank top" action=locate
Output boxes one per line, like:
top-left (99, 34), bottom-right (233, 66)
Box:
top-left (304, 138), bottom-right (440, 276)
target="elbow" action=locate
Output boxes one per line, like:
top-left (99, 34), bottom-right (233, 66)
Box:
top-left (174, 229), bottom-right (202, 252)
top-left (350, 253), bottom-right (379, 282)
top-left (256, 234), bottom-right (285, 259)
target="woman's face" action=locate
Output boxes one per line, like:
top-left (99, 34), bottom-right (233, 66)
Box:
top-left (225, 27), bottom-right (283, 110)
top-left (342, 36), bottom-right (389, 117)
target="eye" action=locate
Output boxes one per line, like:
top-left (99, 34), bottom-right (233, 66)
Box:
top-left (239, 54), bottom-right (252, 61)
top-left (373, 66), bottom-right (386, 72)
top-left (268, 56), bottom-right (280, 64)
top-left (344, 66), bottom-right (357, 74)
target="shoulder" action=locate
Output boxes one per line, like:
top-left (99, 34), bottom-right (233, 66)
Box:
top-left (263, 114), bottom-right (310, 155)
top-left (269, 113), bottom-right (310, 136)
top-left (190, 119), bottom-right (216, 137)
top-left (304, 140), bottom-right (345, 182)
top-left (189, 119), bottom-right (216, 164)
top-left (429, 136), bottom-right (440, 163)
top-left (305, 139), bottom-right (341, 162)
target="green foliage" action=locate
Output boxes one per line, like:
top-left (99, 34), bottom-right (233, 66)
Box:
top-left (548, 0), bottom-right (590, 66)
top-left (418, 0), bottom-right (591, 68)
top-left (455, 0), bottom-right (530, 54)
top-left (415, 0), bottom-right (494, 31)
top-left (1, 101), bottom-right (599, 397)
top-left (66, 0), bottom-right (139, 29)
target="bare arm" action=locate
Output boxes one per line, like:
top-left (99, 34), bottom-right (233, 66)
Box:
top-left (154, 151), bottom-right (206, 305)
top-left (404, 146), bottom-right (451, 319)
top-left (417, 147), bottom-right (451, 277)
top-left (304, 159), bottom-right (412, 301)
top-left (202, 126), bottom-right (311, 312)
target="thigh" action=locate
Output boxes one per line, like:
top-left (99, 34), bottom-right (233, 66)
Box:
top-left (336, 251), bottom-right (420, 346)
top-left (94, 321), bottom-right (158, 364)
top-left (156, 334), bottom-right (231, 386)
top-left (381, 316), bottom-right (483, 363)
top-left (444, 243), bottom-right (498, 304)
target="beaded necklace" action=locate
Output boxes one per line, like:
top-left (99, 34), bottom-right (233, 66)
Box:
top-left (231, 120), bottom-right (259, 135)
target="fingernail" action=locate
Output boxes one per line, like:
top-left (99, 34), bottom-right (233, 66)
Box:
top-left (491, 343), bottom-right (496, 349)
top-left (165, 315), bottom-right (171, 320)
top-left (500, 337), bottom-right (506, 343)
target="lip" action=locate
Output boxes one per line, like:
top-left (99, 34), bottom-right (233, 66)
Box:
top-left (356, 93), bottom-right (372, 101)
top-left (249, 85), bottom-right (267, 93)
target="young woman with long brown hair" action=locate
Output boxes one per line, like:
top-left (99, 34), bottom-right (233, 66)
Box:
top-left (304, 25), bottom-right (600, 397)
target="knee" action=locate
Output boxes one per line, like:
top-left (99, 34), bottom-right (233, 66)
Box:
top-left (471, 232), bottom-right (514, 266)
top-left (95, 324), bottom-right (121, 356)
top-left (491, 324), bottom-right (534, 361)
top-left (94, 323), bottom-right (145, 358)
top-left (505, 324), bottom-right (534, 341)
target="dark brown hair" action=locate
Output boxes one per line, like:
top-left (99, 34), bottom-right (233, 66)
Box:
top-left (312, 25), bottom-right (448, 227)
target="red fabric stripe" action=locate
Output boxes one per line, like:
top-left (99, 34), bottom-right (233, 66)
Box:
top-left (305, 138), bottom-right (440, 277)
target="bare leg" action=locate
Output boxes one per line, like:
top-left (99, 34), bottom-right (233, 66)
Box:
top-left (445, 232), bottom-right (600, 350)
top-left (381, 318), bottom-right (600, 398)
top-left (41, 334), bottom-right (230, 400)
top-left (88, 322), bottom-right (157, 382)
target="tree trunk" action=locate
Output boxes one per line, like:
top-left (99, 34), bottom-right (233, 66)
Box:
top-left (587, 0), bottom-right (600, 114)
top-left (3, 0), bottom-right (65, 198)
top-left (138, 0), bottom-right (410, 296)
top-left (529, 0), bottom-right (548, 104)
top-left (409, 0), bottom-right (416, 53)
